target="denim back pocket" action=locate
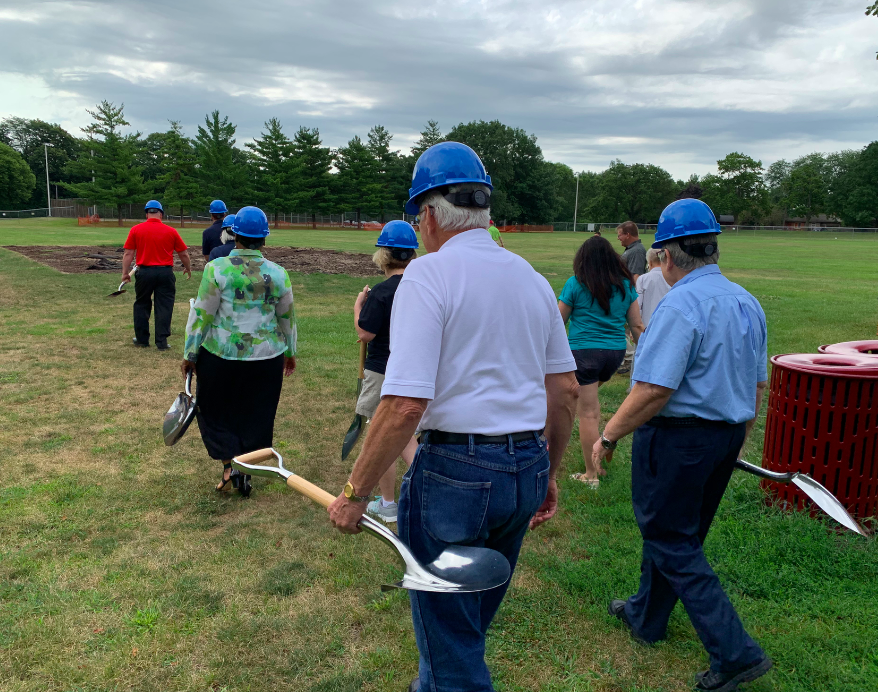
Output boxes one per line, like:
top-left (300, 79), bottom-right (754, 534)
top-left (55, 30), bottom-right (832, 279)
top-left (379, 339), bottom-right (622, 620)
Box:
top-left (422, 470), bottom-right (491, 544)
top-left (535, 466), bottom-right (550, 510)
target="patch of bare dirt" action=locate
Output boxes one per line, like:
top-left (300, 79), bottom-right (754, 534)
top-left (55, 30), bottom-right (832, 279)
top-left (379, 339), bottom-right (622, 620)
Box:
top-left (3, 245), bottom-right (379, 277)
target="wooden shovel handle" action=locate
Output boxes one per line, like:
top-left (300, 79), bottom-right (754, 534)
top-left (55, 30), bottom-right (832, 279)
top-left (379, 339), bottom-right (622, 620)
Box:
top-left (286, 474), bottom-right (337, 508)
top-left (357, 340), bottom-right (367, 380)
top-left (234, 448), bottom-right (278, 465)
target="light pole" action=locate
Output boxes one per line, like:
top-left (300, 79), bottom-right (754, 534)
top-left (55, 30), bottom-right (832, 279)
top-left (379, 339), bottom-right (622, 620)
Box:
top-left (572, 172), bottom-right (580, 233)
top-left (43, 143), bottom-right (54, 217)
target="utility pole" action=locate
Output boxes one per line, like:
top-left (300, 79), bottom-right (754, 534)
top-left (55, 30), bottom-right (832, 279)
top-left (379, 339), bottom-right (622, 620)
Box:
top-left (573, 172), bottom-right (580, 233)
top-left (43, 143), bottom-right (54, 217)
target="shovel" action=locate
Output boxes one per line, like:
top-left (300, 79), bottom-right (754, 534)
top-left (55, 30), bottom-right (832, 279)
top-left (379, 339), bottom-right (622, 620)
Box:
top-left (735, 459), bottom-right (867, 536)
top-left (341, 340), bottom-right (368, 460)
top-left (232, 448), bottom-right (512, 593)
top-left (107, 265), bottom-right (137, 297)
top-left (163, 371), bottom-right (196, 446)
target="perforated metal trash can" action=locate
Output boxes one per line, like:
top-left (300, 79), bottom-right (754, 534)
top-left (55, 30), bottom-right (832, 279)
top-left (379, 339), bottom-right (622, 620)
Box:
top-left (818, 340), bottom-right (878, 356)
top-left (762, 353), bottom-right (878, 519)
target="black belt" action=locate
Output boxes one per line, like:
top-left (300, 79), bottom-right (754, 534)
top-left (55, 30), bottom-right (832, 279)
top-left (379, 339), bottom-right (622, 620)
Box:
top-left (419, 429), bottom-right (543, 445)
top-left (646, 416), bottom-right (734, 428)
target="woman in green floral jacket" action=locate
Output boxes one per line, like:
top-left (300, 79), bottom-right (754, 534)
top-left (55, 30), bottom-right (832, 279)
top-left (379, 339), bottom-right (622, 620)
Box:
top-left (182, 207), bottom-right (296, 496)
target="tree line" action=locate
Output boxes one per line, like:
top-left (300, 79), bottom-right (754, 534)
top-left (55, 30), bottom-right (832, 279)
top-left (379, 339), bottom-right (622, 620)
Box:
top-left (1, 101), bottom-right (877, 227)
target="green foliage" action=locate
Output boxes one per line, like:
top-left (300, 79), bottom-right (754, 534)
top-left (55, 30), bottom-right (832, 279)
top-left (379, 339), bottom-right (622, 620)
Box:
top-left (788, 153), bottom-right (828, 222)
top-left (0, 116), bottom-right (80, 206)
top-left (0, 142), bottom-right (36, 208)
top-left (700, 152), bottom-right (768, 223)
top-left (159, 122), bottom-right (200, 226)
top-left (446, 120), bottom-right (555, 223)
top-left (588, 160), bottom-right (676, 223)
top-left (194, 111), bottom-right (250, 209)
top-left (366, 125), bottom-right (408, 220)
top-left (411, 119), bottom-right (443, 158)
top-left (829, 142), bottom-right (878, 226)
top-left (247, 118), bottom-right (297, 226)
top-left (292, 126), bottom-right (334, 221)
top-left (333, 135), bottom-right (380, 225)
top-left (62, 101), bottom-right (148, 224)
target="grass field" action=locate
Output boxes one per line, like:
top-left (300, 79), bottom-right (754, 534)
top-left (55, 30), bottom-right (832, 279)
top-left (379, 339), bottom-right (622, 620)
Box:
top-left (0, 218), bottom-right (876, 692)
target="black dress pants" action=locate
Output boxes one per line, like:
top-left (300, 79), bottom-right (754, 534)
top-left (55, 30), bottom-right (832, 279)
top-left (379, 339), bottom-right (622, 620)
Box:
top-left (624, 420), bottom-right (765, 674)
top-left (133, 266), bottom-right (175, 347)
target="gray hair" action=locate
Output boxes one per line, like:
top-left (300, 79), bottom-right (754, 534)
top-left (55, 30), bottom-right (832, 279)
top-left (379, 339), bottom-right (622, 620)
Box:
top-left (662, 233), bottom-right (719, 271)
top-left (418, 183), bottom-right (491, 233)
top-left (646, 248), bottom-right (664, 266)
top-left (220, 228), bottom-right (235, 244)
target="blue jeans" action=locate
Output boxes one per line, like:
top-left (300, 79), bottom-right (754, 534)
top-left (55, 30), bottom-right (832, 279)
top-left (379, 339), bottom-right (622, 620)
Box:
top-left (398, 432), bottom-right (549, 692)
top-left (625, 422), bottom-right (765, 674)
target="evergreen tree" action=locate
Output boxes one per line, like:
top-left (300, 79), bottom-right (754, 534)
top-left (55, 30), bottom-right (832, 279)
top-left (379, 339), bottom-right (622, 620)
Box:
top-left (333, 135), bottom-right (380, 227)
top-left (292, 126), bottom-right (333, 227)
top-left (411, 120), bottom-right (443, 158)
top-left (159, 122), bottom-right (200, 228)
top-left (63, 101), bottom-right (147, 226)
top-left (247, 118), bottom-right (295, 228)
top-left (194, 111), bottom-right (250, 209)
top-left (366, 125), bottom-right (408, 220)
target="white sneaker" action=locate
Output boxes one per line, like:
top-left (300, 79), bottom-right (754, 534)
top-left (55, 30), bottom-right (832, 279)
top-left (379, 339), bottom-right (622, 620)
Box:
top-left (366, 497), bottom-right (398, 523)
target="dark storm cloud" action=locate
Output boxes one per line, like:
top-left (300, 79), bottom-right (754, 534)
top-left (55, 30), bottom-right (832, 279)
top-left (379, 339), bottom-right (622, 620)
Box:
top-left (1, 0), bottom-right (875, 177)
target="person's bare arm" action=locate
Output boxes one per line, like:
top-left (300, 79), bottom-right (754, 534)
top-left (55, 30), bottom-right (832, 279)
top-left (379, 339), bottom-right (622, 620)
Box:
top-left (558, 300), bottom-right (572, 325)
top-left (591, 382), bottom-right (674, 466)
top-left (122, 249), bottom-right (135, 282)
top-left (353, 286), bottom-right (376, 343)
top-left (177, 249), bottom-right (192, 279)
top-left (530, 371), bottom-right (579, 529)
top-left (626, 301), bottom-right (645, 344)
top-left (328, 395), bottom-right (427, 533)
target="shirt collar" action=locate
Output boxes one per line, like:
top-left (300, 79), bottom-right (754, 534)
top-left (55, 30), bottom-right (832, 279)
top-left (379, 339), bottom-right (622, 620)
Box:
top-left (628, 239), bottom-right (643, 247)
top-left (229, 249), bottom-right (263, 257)
top-left (439, 228), bottom-right (492, 252)
top-left (675, 264), bottom-right (721, 287)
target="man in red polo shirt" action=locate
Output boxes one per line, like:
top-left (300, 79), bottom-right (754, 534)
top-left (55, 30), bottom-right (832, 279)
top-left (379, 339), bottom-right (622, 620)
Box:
top-left (121, 200), bottom-right (192, 350)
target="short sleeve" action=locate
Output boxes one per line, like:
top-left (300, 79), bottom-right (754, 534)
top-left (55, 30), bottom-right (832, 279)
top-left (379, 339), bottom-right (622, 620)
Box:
top-left (632, 305), bottom-right (700, 390)
top-left (123, 229), bottom-right (137, 250)
top-left (173, 231), bottom-right (187, 252)
top-left (755, 303), bottom-right (769, 382)
top-left (558, 276), bottom-right (578, 307)
top-left (381, 278), bottom-right (444, 400)
top-left (358, 289), bottom-right (386, 335)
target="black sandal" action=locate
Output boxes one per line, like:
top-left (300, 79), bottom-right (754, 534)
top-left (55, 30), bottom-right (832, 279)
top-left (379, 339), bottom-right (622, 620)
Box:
top-left (215, 463), bottom-right (233, 492)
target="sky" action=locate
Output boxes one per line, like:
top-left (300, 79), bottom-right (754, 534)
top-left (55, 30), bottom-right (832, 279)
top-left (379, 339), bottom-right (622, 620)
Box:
top-left (1, 0), bottom-right (876, 179)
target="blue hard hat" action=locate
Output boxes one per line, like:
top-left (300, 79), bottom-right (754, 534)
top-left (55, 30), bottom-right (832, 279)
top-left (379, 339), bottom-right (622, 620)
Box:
top-left (376, 220), bottom-right (419, 249)
top-left (144, 200), bottom-right (163, 212)
top-left (405, 142), bottom-right (492, 214)
top-left (209, 200), bottom-right (228, 214)
top-left (221, 214), bottom-right (236, 229)
top-left (233, 206), bottom-right (270, 238)
top-left (652, 199), bottom-right (722, 249)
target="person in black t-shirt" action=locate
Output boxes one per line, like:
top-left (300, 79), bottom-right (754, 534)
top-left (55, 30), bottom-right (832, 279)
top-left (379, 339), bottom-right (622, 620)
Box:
top-left (353, 221), bottom-right (419, 523)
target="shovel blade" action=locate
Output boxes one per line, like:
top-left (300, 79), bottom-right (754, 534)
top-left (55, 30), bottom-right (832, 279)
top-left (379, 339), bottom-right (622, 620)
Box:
top-left (381, 544), bottom-right (511, 593)
top-left (107, 287), bottom-right (127, 297)
top-left (341, 413), bottom-right (364, 460)
top-left (791, 474), bottom-right (867, 536)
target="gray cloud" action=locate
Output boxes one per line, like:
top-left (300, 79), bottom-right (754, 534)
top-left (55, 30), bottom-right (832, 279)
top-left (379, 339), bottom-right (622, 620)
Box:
top-left (1, 0), bottom-right (875, 178)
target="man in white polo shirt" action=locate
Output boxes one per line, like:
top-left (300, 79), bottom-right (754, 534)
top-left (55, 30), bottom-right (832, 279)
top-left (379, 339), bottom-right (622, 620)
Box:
top-left (328, 142), bottom-right (579, 691)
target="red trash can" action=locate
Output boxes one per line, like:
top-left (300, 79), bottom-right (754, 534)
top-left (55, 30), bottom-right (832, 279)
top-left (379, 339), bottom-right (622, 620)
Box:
top-left (818, 340), bottom-right (878, 356)
top-left (762, 353), bottom-right (878, 520)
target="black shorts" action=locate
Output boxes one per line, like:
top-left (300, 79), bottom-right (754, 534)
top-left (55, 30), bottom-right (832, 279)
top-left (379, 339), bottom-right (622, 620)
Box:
top-left (571, 348), bottom-right (626, 386)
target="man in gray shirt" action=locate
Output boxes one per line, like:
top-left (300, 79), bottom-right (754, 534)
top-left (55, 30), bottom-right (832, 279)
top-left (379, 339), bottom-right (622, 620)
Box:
top-left (617, 221), bottom-right (647, 373)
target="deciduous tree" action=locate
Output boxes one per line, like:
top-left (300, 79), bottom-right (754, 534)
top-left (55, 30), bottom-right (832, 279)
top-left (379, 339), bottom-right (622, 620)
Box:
top-left (0, 142), bottom-right (36, 209)
top-left (590, 160), bottom-right (676, 224)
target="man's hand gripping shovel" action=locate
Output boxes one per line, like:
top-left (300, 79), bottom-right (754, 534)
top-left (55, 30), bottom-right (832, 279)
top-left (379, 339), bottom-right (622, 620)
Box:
top-left (232, 448), bottom-right (512, 593)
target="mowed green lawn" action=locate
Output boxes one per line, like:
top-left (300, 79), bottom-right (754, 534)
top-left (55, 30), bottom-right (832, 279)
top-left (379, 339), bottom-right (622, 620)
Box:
top-left (0, 218), bottom-right (876, 692)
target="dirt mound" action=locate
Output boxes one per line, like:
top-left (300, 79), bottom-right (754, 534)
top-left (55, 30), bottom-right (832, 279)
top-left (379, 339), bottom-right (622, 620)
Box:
top-left (3, 245), bottom-right (379, 277)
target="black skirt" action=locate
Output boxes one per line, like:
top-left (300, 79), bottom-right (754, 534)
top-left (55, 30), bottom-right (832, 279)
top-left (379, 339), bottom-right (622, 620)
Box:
top-left (195, 347), bottom-right (285, 460)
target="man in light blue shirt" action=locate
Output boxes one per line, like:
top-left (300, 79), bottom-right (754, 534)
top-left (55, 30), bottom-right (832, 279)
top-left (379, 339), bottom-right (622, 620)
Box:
top-left (592, 199), bottom-right (772, 692)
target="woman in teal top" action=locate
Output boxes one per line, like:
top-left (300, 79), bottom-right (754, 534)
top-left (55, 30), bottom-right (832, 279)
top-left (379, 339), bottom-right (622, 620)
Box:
top-left (559, 235), bottom-right (644, 488)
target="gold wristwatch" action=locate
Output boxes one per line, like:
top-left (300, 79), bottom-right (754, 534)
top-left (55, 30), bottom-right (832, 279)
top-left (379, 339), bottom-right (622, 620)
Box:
top-left (343, 481), bottom-right (370, 503)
